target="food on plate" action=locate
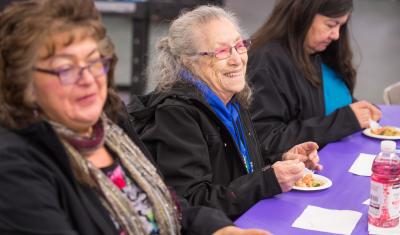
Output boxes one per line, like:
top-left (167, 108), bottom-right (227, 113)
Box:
top-left (371, 126), bottom-right (400, 136)
top-left (295, 173), bottom-right (325, 188)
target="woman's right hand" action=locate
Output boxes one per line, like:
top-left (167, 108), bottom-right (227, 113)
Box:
top-left (350, 100), bottom-right (382, 128)
top-left (272, 160), bottom-right (305, 192)
top-left (212, 226), bottom-right (271, 235)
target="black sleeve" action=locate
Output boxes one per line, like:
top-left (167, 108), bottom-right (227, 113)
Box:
top-left (179, 197), bottom-right (233, 235)
top-left (0, 148), bottom-right (78, 235)
top-left (249, 62), bottom-right (361, 156)
top-left (139, 104), bottom-right (281, 219)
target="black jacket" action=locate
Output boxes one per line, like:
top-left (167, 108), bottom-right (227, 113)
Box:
top-left (248, 41), bottom-right (361, 156)
top-left (0, 116), bottom-right (233, 235)
top-left (128, 83), bottom-right (282, 220)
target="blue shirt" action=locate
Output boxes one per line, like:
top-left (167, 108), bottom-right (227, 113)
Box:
top-left (322, 63), bottom-right (352, 115)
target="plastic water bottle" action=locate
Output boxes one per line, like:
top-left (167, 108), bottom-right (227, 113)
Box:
top-left (368, 140), bottom-right (400, 228)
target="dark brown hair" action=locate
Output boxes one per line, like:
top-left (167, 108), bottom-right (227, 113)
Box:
top-left (250, 0), bottom-right (356, 92)
top-left (0, 0), bottom-right (122, 129)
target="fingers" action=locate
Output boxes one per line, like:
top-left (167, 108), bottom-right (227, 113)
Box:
top-left (283, 153), bottom-right (308, 162)
top-left (306, 150), bottom-right (323, 171)
top-left (240, 229), bottom-right (272, 235)
top-left (359, 109), bottom-right (370, 128)
top-left (370, 105), bottom-right (382, 121)
top-left (300, 141), bottom-right (319, 151)
top-left (316, 164), bottom-right (324, 171)
top-left (286, 160), bottom-right (305, 174)
top-left (362, 101), bottom-right (382, 121)
top-left (351, 101), bottom-right (382, 128)
top-left (284, 142), bottom-right (319, 159)
top-left (212, 226), bottom-right (272, 235)
top-left (284, 142), bottom-right (320, 164)
top-left (272, 160), bottom-right (305, 192)
top-left (350, 102), bottom-right (372, 128)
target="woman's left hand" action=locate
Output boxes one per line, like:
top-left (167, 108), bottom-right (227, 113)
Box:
top-left (282, 141), bottom-right (323, 171)
top-left (212, 226), bottom-right (271, 235)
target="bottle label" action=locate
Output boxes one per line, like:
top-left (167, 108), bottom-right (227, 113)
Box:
top-left (369, 180), bottom-right (400, 220)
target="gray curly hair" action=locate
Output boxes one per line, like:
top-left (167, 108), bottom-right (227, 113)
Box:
top-left (153, 5), bottom-right (252, 107)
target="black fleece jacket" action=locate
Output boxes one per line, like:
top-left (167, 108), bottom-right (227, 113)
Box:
top-left (248, 41), bottom-right (361, 156)
top-left (128, 83), bottom-right (282, 220)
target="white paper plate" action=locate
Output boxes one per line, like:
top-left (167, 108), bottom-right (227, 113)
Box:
top-left (363, 127), bottom-right (400, 140)
top-left (292, 174), bottom-right (332, 191)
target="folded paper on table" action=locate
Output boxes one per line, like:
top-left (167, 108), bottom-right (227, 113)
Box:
top-left (292, 205), bottom-right (362, 235)
top-left (348, 153), bottom-right (375, 176)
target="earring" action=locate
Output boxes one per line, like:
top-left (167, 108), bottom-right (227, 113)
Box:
top-left (33, 108), bottom-right (39, 117)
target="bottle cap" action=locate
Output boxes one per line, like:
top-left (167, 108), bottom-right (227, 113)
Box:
top-left (381, 140), bottom-right (396, 152)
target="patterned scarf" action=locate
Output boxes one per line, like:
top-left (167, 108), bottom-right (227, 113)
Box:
top-left (50, 114), bottom-right (181, 235)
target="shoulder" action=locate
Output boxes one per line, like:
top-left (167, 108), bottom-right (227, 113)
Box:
top-left (249, 41), bottom-right (290, 63)
top-left (0, 123), bottom-right (61, 167)
top-left (248, 41), bottom-right (296, 75)
top-left (129, 82), bottom-right (204, 111)
top-left (155, 94), bottom-right (208, 125)
top-left (153, 86), bottom-right (206, 112)
top-left (0, 126), bottom-right (30, 154)
top-left (247, 41), bottom-right (300, 83)
top-left (0, 125), bottom-right (57, 185)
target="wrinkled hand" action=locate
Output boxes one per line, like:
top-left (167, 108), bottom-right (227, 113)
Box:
top-left (350, 101), bottom-right (382, 128)
top-left (272, 160), bottom-right (305, 192)
top-left (212, 226), bottom-right (271, 235)
top-left (283, 142), bottom-right (323, 171)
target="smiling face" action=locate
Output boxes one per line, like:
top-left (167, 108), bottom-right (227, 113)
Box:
top-left (30, 32), bottom-right (107, 134)
top-left (190, 18), bottom-right (248, 104)
top-left (304, 13), bottom-right (350, 54)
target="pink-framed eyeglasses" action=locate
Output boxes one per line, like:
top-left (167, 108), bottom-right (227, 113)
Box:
top-left (197, 39), bottom-right (251, 60)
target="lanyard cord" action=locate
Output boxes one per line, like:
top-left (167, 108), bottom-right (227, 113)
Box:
top-left (232, 105), bottom-right (253, 173)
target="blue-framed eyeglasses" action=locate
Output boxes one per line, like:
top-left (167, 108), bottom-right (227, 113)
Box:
top-left (33, 57), bottom-right (112, 85)
top-left (197, 39), bottom-right (251, 60)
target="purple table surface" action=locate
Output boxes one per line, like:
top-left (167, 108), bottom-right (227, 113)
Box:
top-left (235, 105), bottom-right (400, 235)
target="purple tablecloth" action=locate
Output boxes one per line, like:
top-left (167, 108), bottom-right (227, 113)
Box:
top-left (235, 105), bottom-right (400, 234)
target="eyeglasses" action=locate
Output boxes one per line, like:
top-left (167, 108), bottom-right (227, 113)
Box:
top-left (33, 57), bottom-right (112, 85)
top-left (197, 39), bottom-right (251, 60)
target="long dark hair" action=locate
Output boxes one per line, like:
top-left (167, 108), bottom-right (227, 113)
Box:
top-left (250, 0), bottom-right (356, 92)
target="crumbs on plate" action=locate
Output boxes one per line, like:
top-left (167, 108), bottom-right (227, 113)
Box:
top-left (371, 126), bottom-right (400, 136)
top-left (295, 174), bottom-right (325, 188)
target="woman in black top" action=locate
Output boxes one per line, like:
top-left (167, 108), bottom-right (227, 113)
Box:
top-left (248, 0), bottom-right (381, 156)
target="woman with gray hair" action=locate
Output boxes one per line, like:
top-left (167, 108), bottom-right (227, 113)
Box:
top-left (128, 5), bottom-right (322, 219)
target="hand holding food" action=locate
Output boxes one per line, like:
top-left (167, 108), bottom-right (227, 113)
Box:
top-left (350, 101), bottom-right (382, 128)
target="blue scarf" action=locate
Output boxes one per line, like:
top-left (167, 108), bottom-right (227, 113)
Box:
top-left (180, 70), bottom-right (253, 173)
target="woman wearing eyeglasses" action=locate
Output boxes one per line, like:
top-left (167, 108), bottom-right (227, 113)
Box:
top-left (128, 5), bottom-right (322, 220)
top-left (0, 1), bottom-right (273, 235)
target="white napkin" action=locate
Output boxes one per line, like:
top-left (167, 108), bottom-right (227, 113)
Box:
top-left (363, 199), bottom-right (370, 205)
top-left (348, 153), bottom-right (375, 176)
top-left (369, 223), bottom-right (400, 234)
top-left (292, 205), bottom-right (362, 234)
